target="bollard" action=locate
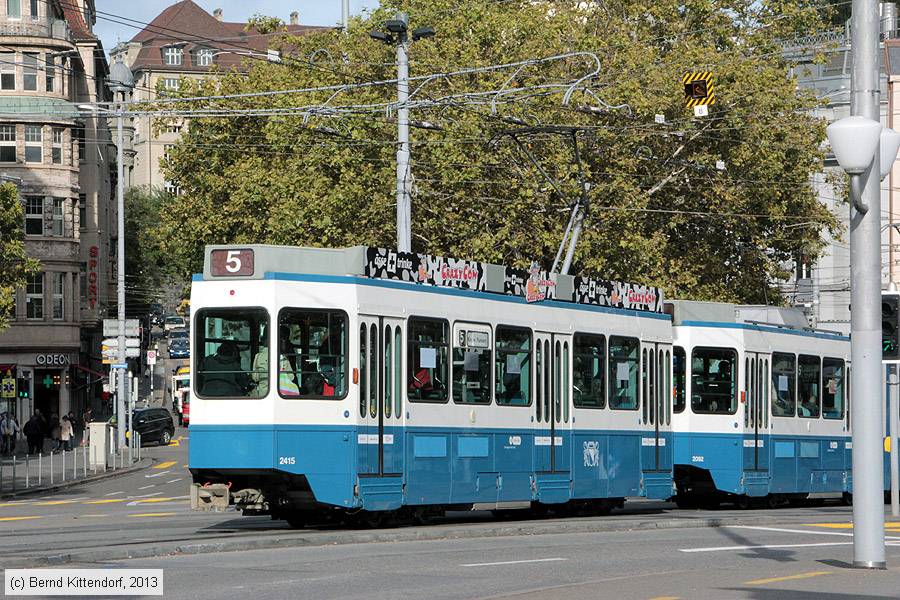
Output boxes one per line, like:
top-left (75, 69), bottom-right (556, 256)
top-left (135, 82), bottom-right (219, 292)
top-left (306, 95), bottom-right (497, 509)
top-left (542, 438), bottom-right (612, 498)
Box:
top-left (49, 449), bottom-right (53, 485)
top-left (61, 447), bottom-right (65, 482)
top-left (73, 446), bottom-right (77, 480)
top-left (25, 454), bottom-right (29, 489)
top-left (38, 452), bottom-right (41, 485)
top-left (83, 445), bottom-right (87, 477)
top-left (11, 455), bottom-right (15, 492)
top-left (0, 456), bottom-right (4, 492)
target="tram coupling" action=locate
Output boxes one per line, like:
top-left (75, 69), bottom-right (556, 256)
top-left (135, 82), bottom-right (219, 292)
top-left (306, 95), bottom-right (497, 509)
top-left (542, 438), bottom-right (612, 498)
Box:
top-left (190, 483), bottom-right (231, 512)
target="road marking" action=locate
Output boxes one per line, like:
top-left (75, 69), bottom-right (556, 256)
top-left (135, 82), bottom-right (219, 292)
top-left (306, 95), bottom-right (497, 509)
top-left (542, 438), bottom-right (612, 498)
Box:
top-left (648, 597), bottom-right (681, 600)
top-left (680, 542), bottom-right (852, 553)
top-left (33, 500), bottom-right (78, 506)
top-left (139, 484), bottom-right (156, 490)
top-left (744, 571), bottom-right (832, 586)
top-left (104, 491), bottom-right (124, 496)
top-left (130, 497), bottom-right (176, 504)
top-left (166, 478), bottom-right (183, 483)
top-left (461, 558), bottom-right (567, 567)
top-left (0, 516), bottom-right (41, 522)
top-left (128, 512), bottom-right (177, 518)
top-left (82, 499), bottom-right (126, 505)
top-left (145, 471), bottom-right (170, 478)
top-left (78, 514), bottom-right (108, 518)
top-left (733, 525), bottom-right (900, 541)
top-left (805, 521), bottom-right (900, 529)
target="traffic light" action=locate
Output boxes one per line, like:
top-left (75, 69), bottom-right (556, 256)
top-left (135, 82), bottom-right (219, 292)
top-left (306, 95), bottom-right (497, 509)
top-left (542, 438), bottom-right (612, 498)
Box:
top-left (685, 80), bottom-right (708, 100)
top-left (16, 377), bottom-right (28, 398)
top-left (883, 292), bottom-right (900, 360)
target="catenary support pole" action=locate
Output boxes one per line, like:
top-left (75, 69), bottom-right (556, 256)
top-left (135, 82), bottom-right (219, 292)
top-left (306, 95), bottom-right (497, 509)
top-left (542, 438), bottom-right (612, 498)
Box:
top-left (342, 0), bottom-right (350, 33)
top-left (396, 17), bottom-right (411, 252)
top-left (849, 0), bottom-right (887, 569)
top-left (116, 98), bottom-right (127, 453)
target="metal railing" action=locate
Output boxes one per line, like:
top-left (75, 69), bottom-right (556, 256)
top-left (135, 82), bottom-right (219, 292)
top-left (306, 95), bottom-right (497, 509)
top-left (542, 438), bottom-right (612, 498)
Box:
top-left (0, 19), bottom-right (74, 43)
top-left (0, 431), bottom-right (142, 494)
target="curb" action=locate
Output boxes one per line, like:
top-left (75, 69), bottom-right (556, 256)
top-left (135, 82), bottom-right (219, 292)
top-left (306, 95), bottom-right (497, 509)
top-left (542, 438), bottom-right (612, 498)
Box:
top-left (0, 458), bottom-right (153, 500)
top-left (23, 512), bottom-right (789, 567)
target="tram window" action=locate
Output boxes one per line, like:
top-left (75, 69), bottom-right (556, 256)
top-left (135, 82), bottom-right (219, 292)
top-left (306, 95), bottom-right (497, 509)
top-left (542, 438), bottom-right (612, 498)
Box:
top-left (195, 308), bottom-right (268, 399)
top-left (452, 327), bottom-right (491, 405)
top-left (690, 347), bottom-right (737, 415)
top-left (495, 326), bottom-right (531, 406)
top-left (608, 336), bottom-right (639, 410)
top-left (573, 333), bottom-right (605, 409)
top-left (822, 358), bottom-right (845, 420)
top-left (772, 352), bottom-right (796, 417)
top-left (394, 327), bottom-right (402, 418)
top-left (563, 341), bottom-right (570, 423)
top-left (408, 318), bottom-right (449, 402)
top-left (797, 355), bottom-right (821, 418)
top-left (277, 309), bottom-right (348, 399)
top-left (384, 325), bottom-right (392, 418)
top-left (665, 349), bottom-right (671, 425)
top-left (359, 325), bottom-right (367, 417)
top-left (673, 346), bottom-right (686, 413)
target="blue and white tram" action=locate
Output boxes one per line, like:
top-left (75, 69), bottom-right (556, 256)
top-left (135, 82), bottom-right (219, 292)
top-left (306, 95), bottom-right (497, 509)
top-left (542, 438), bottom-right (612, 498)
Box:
top-left (188, 245), bottom-right (673, 523)
top-left (668, 300), bottom-right (853, 507)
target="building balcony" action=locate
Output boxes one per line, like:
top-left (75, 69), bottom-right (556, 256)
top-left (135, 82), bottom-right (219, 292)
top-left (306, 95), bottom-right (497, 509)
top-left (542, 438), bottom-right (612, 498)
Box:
top-left (0, 19), bottom-right (73, 43)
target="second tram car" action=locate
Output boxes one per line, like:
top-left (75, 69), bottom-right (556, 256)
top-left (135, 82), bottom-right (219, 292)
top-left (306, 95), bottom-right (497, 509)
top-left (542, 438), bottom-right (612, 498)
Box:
top-left (189, 245), bottom-right (673, 524)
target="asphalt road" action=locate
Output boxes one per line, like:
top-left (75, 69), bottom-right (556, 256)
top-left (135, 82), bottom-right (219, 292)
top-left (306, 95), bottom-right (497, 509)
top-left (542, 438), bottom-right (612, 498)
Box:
top-left (2, 335), bottom-right (899, 597)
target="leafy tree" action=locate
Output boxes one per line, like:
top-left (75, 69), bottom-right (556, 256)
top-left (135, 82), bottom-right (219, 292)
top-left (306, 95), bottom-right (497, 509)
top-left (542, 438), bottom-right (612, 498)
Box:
top-left (0, 183), bottom-right (39, 331)
top-left (124, 187), bottom-right (178, 315)
top-left (157, 0), bottom-right (838, 304)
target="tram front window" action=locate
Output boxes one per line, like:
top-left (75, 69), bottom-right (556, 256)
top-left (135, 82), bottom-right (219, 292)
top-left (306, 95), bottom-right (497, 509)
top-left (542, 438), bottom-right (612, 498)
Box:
top-left (690, 347), bottom-right (736, 414)
top-left (277, 309), bottom-right (348, 399)
top-left (195, 308), bottom-right (268, 398)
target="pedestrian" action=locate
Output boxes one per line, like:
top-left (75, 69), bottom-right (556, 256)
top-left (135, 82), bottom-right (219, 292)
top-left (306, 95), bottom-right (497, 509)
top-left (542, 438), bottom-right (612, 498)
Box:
top-left (6, 413), bottom-right (19, 455)
top-left (82, 407), bottom-right (92, 446)
top-left (23, 412), bottom-right (42, 455)
top-left (49, 413), bottom-right (60, 452)
top-left (67, 410), bottom-right (78, 445)
top-left (0, 412), bottom-right (10, 454)
top-left (60, 415), bottom-right (73, 452)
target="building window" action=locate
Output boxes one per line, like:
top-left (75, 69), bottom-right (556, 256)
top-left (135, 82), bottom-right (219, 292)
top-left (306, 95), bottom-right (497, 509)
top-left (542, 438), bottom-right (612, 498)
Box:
top-left (22, 52), bottom-right (38, 91)
top-left (24, 196), bottom-right (42, 235)
top-left (196, 48), bottom-right (214, 67)
top-left (26, 272), bottom-right (42, 320)
top-left (7, 0), bottom-right (20, 19)
top-left (73, 127), bottom-right (84, 161)
top-left (78, 193), bottom-right (86, 228)
top-left (29, 0), bottom-right (36, 19)
top-left (51, 272), bottom-right (63, 320)
top-left (0, 53), bottom-right (15, 90)
top-left (45, 56), bottom-right (54, 92)
top-left (51, 127), bottom-right (62, 163)
top-left (166, 124), bottom-right (182, 135)
top-left (163, 46), bottom-right (183, 66)
top-left (24, 125), bottom-right (41, 163)
top-left (0, 125), bottom-right (15, 162)
top-left (51, 197), bottom-right (63, 236)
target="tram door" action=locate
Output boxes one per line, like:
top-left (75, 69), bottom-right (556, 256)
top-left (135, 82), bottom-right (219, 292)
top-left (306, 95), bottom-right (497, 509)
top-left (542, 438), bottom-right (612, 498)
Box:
top-left (534, 332), bottom-right (572, 474)
top-left (641, 343), bottom-right (671, 471)
top-left (743, 353), bottom-right (770, 473)
top-left (358, 316), bottom-right (404, 477)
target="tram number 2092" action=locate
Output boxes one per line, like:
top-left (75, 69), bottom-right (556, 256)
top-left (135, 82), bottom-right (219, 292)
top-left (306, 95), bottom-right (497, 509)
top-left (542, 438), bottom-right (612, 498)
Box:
top-left (278, 456), bottom-right (296, 465)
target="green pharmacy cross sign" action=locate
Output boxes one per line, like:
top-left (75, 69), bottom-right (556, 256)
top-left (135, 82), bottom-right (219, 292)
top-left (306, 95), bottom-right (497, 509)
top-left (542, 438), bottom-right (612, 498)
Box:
top-left (42, 374), bottom-right (53, 388)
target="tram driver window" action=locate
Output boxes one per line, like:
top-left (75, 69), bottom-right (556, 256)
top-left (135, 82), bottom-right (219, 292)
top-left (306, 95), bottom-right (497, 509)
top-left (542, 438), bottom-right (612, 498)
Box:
top-left (453, 328), bottom-right (491, 405)
top-left (673, 346), bottom-right (686, 413)
top-left (771, 352), bottom-right (796, 417)
top-left (277, 309), bottom-right (347, 399)
top-left (797, 354), bottom-right (821, 418)
top-left (572, 333), bottom-right (605, 409)
top-left (608, 336), bottom-right (639, 410)
top-left (822, 358), bottom-right (845, 420)
top-left (690, 347), bottom-right (737, 414)
top-left (408, 318), bottom-right (449, 402)
top-left (195, 308), bottom-right (268, 399)
top-left (495, 326), bottom-right (531, 406)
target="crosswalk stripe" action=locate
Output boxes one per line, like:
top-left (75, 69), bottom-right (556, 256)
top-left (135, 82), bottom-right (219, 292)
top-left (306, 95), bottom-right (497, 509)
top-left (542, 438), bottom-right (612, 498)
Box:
top-left (0, 516), bottom-right (41, 521)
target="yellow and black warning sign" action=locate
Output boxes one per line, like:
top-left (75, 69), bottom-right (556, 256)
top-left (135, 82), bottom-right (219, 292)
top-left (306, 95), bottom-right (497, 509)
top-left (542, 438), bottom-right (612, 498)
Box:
top-left (683, 71), bottom-right (715, 107)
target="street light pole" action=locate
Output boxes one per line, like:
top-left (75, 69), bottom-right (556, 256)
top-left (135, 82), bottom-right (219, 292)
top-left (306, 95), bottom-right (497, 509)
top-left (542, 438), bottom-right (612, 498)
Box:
top-left (849, 0), bottom-right (886, 569)
top-left (396, 21), bottom-right (411, 252)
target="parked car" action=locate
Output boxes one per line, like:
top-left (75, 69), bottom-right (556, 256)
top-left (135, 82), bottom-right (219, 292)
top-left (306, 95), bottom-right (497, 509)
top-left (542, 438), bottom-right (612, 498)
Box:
top-left (169, 338), bottom-right (190, 359)
top-left (163, 315), bottom-right (185, 335)
top-left (168, 328), bottom-right (189, 342)
top-left (132, 408), bottom-right (175, 446)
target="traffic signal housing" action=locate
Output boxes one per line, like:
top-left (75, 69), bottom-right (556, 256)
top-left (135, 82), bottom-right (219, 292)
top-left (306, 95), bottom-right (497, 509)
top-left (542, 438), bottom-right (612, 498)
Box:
top-left (883, 292), bottom-right (900, 360)
top-left (16, 377), bottom-right (28, 398)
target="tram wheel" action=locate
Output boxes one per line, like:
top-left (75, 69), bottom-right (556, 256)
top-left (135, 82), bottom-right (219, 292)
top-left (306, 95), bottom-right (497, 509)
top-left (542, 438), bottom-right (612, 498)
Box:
top-left (765, 495), bottom-right (780, 510)
top-left (735, 495), bottom-right (752, 510)
top-left (674, 495), bottom-right (699, 510)
top-left (841, 492), bottom-right (853, 506)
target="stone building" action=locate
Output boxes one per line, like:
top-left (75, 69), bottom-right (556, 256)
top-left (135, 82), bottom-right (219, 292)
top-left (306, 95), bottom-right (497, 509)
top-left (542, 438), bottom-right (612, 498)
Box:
top-left (109, 0), bottom-right (323, 193)
top-left (0, 0), bottom-right (113, 422)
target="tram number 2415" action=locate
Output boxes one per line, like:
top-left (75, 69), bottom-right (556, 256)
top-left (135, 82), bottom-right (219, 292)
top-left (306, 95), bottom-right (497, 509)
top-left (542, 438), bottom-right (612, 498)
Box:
top-left (279, 456), bottom-right (296, 465)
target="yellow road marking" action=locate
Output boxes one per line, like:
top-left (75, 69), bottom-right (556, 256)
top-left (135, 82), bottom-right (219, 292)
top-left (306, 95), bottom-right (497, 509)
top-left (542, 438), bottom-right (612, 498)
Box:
top-left (34, 500), bottom-right (78, 506)
top-left (744, 571), bottom-right (832, 586)
top-left (805, 522), bottom-right (900, 529)
top-left (0, 502), bottom-right (33, 507)
top-left (128, 512), bottom-right (176, 518)
top-left (131, 497), bottom-right (175, 504)
top-left (168, 439), bottom-right (180, 447)
top-left (83, 499), bottom-right (126, 504)
top-left (649, 597), bottom-right (681, 600)
top-left (0, 516), bottom-right (42, 522)
top-left (154, 461), bottom-right (177, 469)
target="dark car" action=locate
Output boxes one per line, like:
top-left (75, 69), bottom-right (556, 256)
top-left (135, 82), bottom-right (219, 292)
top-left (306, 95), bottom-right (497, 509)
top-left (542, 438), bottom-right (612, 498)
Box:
top-left (169, 338), bottom-right (190, 359)
top-left (133, 408), bottom-right (175, 446)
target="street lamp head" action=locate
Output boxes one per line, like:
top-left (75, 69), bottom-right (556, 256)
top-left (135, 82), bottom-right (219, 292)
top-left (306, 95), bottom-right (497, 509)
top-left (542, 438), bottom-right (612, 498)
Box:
top-left (826, 115), bottom-right (882, 175)
top-left (369, 30), bottom-right (394, 44)
top-left (412, 26), bottom-right (435, 41)
top-left (880, 127), bottom-right (900, 180)
top-left (385, 12), bottom-right (409, 34)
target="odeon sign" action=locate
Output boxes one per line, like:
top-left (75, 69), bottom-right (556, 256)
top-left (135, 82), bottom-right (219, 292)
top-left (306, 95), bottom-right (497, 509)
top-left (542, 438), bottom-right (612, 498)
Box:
top-left (34, 354), bottom-right (73, 367)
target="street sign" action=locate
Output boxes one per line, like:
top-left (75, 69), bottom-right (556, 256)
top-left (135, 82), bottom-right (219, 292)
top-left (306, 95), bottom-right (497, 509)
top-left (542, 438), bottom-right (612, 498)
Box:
top-left (147, 350), bottom-right (157, 365)
top-left (102, 338), bottom-right (141, 348)
top-left (103, 318), bottom-right (140, 337)
top-left (111, 363), bottom-right (128, 369)
top-left (103, 347), bottom-right (140, 358)
top-left (1, 378), bottom-right (14, 399)
top-left (683, 71), bottom-right (715, 108)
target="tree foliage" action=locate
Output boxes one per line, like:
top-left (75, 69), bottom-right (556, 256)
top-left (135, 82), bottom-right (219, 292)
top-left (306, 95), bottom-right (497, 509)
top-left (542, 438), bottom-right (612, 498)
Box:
top-left (0, 183), bottom-right (39, 331)
top-left (157, 0), bottom-right (839, 304)
top-left (124, 187), bottom-right (178, 313)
